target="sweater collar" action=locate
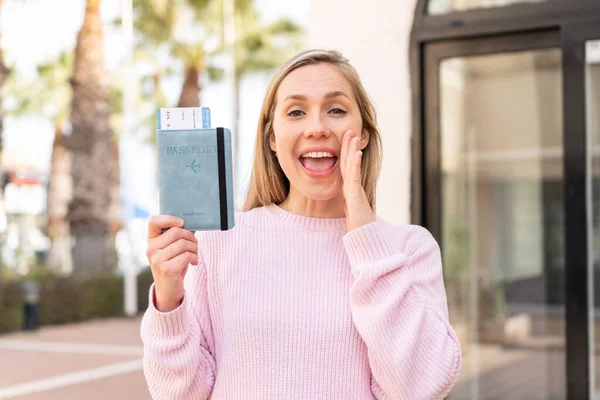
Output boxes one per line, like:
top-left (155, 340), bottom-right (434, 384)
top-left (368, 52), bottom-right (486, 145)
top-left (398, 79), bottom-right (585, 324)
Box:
top-left (264, 204), bottom-right (348, 232)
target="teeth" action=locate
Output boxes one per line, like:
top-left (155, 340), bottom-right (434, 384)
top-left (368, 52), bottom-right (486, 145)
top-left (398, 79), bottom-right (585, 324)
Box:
top-left (302, 151), bottom-right (335, 158)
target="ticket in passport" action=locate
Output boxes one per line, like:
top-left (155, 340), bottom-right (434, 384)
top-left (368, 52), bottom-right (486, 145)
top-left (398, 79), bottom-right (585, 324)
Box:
top-left (157, 107), bottom-right (211, 130)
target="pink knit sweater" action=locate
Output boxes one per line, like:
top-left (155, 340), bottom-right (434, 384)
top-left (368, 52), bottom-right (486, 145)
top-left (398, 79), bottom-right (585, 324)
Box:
top-left (140, 204), bottom-right (462, 400)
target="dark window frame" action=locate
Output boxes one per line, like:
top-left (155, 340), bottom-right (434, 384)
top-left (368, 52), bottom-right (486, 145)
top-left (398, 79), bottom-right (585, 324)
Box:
top-left (414, 0), bottom-right (600, 42)
top-left (410, 1), bottom-right (600, 399)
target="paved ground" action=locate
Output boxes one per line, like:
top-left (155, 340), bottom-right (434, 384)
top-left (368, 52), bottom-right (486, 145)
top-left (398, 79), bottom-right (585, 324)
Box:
top-left (4, 317), bottom-right (597, 400)
top-left (0, 317), bottom-right (151, 400)
top-left (450, 341), bottom-right (566, 399)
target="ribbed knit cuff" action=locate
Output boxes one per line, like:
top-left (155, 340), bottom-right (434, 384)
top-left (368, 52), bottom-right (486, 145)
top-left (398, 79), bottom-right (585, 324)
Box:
top-left (145, 283), bottom-right (190, 337)
top-left (342, 221), bottom-right (404, 268)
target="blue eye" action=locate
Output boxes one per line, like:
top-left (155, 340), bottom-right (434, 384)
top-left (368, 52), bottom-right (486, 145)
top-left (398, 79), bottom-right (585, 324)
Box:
top-left (287, 110), bottom-right (305, 117)
top-left (329, 108), bottom-right (347, 115)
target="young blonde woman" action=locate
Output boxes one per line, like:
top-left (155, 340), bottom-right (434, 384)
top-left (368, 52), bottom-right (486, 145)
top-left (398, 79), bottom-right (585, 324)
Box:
top-left (142, 49), bottom-right (462, 400)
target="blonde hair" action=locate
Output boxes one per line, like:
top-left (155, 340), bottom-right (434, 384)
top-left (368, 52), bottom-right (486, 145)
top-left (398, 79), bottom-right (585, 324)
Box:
top-left (244, 49), bottom-right (382, 212)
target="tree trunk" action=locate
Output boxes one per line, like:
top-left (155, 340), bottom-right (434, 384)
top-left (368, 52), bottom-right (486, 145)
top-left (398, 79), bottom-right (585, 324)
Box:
top-left (176, 65), bottom-right (201, 107)
top-left (45, 120), bottom-right (73, 274)
top-left (67, 0), bottom-right (119, 275)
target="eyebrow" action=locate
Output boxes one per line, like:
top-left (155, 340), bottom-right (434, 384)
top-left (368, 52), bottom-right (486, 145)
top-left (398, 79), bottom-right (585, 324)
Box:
top-left (283, 91), bottom-right (351, 102)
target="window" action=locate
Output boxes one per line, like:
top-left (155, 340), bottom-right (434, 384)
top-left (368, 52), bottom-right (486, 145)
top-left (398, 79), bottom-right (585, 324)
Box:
top-left (428, 0), bottom-right (548, 15)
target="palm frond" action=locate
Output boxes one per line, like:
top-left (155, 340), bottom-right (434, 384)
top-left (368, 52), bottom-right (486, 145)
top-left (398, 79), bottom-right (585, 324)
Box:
top-left (207, 65), bottom-right (225, 81)
top-left (266, 18), bottom-right (302, 35)
top-left (4, 51), bottom-right (73, 121)
top-left (133, 0), bottom-right (177, 45)
top-left (171, 41), bottom-right (205, 68)
top-left (233, 17), bottom-right (304, 76)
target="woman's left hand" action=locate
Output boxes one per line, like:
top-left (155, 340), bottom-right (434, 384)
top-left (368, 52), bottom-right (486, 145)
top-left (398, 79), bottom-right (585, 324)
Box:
top-left (340, 130), bottom-right (377, 232)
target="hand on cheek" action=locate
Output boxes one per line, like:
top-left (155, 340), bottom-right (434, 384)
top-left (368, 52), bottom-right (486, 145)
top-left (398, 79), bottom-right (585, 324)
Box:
top-left (340, 130), bottom-right (376, 231)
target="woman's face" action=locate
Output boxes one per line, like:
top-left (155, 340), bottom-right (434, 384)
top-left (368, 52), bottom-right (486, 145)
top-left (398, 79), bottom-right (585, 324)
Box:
top-left (270, 63), bottom-right (368, 204)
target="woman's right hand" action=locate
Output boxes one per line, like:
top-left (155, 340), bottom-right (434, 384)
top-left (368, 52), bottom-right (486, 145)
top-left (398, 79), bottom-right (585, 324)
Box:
top-left (146, 216), bottom-right (199, 312)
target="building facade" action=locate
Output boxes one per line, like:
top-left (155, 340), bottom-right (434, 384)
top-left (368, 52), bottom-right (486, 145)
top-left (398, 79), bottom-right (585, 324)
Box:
top-left (310, 1), bottom-right (600, 399)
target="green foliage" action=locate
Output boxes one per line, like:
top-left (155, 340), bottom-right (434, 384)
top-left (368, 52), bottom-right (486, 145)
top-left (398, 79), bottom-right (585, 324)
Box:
top-left (38, 278), bottom-right (84, 325)
top-left (266, 18), bottom-right (300, 35)
top-left (3, 51), bottom-right (73, 122)
top-left (233, 17), bottom-right (303, 78)
top-left (109, 85), bottom-right (124, 117)
top-left (0, 282), bottom-right (24, 333)
top-left (132, 0), bottom-right (224, 141)
top-left (207, 65), bottom-right (225, 81)
top-left (137, 267), bottom-right (154, 312)
top-left (133, 0), bottom-right (218, 54)
top-left (186, 0), bottom-right (213, 18)
top-left (171, 41), bottom-right (205, 67)
top-left (0, 270), bottom-right (155, 334)
top-left (133, 0), bottom-right (178, 45)
top-left (442, 216), bottom-right (471, 284)
top-left (131, 0), bottom-right (304, 144)
top-left (79, 274), bottom-right (125, 320)
top-left (23, 263), bottom-right (59, 282)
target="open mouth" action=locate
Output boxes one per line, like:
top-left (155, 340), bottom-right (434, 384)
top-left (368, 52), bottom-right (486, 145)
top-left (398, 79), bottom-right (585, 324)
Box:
top-left (299, 151), bottom-right (339, 173)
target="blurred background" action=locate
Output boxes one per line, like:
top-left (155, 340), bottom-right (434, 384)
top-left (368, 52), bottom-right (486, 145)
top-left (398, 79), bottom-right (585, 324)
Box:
top-left (0, 0), bottom-right (308, 398)
top-left (0, 0), bottom-right (599, 399)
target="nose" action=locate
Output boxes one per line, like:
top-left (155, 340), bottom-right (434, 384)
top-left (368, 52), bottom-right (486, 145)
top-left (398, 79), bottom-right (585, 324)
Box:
top-left (304, 113), bottom-right (331, 139)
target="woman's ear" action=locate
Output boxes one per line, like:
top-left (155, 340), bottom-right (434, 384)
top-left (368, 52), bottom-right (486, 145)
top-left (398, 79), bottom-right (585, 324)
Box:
top-left (269, 132), bottom-right (277, 152)
top-left (359, 128), bottom-right (370, 150)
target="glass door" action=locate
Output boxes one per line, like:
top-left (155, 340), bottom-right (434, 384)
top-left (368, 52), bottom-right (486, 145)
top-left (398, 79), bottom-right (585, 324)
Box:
top-left (424, 31), bottom-right (566, 399)
top-left (590, 36), bottom-right (600, 400)
top-left (561, 18), bottom-right (600, 399)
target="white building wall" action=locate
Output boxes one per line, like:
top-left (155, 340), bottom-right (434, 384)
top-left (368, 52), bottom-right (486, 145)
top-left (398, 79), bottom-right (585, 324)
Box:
top-left (308, 0), bottom-right (418, 225)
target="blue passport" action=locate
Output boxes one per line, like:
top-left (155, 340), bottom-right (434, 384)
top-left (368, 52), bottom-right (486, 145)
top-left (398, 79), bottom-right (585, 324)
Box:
top-left (157, 127), bottom-right (235, 231)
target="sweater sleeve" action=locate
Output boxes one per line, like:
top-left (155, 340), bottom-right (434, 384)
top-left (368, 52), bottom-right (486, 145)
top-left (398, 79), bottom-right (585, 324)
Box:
top-left (140, 257), bottom-right (216, 400)
top-left (342, 221), bottom-right (462, 400)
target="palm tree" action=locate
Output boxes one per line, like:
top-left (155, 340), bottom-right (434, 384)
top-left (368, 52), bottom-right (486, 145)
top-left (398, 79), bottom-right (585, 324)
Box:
top-left (230, 16), bottom-right (302, 165)
top-left (67, 0), bottom-right (120, 275)
top-left (133, 0), bottom-right (301, 207)
top-left (133, 0), bottom-right (251, 108)
top-left (174, 43), bottom-right (205, 107)
top-left (38, 54), bottom-right (75, 275)
top-left (4, 52), bottom-right (74, 274)
top-left (127, 66), bottom-right (170, 146)
top-left (134, 0), bottom-right (300, 143)
top-left (132, 0), bottom-right (178, 111)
